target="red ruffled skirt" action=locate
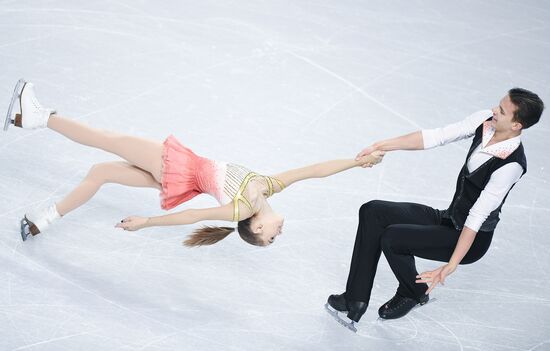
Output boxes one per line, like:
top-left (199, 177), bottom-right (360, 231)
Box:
top-left (159, 135), bottom-right (203, 210)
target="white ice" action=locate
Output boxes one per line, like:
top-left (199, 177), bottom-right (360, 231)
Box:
top-left (1, 1), bottom-right (550, 350)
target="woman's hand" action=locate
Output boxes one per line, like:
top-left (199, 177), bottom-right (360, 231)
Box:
top-left (358, 150), bottom-right (385, 168)
top-left (416, 263), bottom-right (457, 294)
top-left (356, 143), bottom-right (379, 161)
top-left (115, 216), bottom-right (150, 231)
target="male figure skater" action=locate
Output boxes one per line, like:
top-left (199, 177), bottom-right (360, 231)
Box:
top-left (325, 88), bottom-right (544, 332)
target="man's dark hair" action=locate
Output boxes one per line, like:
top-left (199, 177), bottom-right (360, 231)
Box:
top-left (508, 88), bottom-right (544, 129)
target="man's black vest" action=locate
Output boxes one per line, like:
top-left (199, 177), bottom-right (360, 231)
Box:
top-left (441, 118), bottom-right (527, 232)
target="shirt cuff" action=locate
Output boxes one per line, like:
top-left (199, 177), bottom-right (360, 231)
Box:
top-left (421, 129), bottom-right (439, 149)
top-left (464, 215), bottom-right (483, 233)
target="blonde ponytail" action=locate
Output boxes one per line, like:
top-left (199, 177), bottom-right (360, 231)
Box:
top-left (184, 226), bottom-right (235, 247)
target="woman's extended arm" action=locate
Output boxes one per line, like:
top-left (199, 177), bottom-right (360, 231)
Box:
top-left (116, 203), bottom-right (235, 231)
top-left (271, 151), bottom-right (384, 191)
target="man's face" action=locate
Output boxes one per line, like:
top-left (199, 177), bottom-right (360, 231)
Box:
top-left (491, 95), bottom-right (522, 133)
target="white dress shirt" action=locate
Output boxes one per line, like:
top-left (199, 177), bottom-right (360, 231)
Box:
top-left (422, 110), bottom-right (524, 232)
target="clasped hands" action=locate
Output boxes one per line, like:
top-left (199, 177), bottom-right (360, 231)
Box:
top-left (356, 144), bottom-right (385, 168)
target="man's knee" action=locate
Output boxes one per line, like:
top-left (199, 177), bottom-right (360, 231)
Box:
top-left (359, 200), bottom-right (388, 218)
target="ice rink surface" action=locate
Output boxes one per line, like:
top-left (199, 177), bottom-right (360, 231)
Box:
top-left (1, 1), bottom-right (550, 350)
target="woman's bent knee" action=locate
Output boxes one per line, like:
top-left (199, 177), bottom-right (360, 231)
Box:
top-left (86, 162), bottom-right (120, 183)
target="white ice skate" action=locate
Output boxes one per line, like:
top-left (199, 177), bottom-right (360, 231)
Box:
top-left (20, 204), bottom-right (60, 241)
top-left (4, 79), bottom-right (55, 131)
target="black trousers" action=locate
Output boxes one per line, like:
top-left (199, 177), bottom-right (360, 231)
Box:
top-left (345, 200), bottom-right (493, 303)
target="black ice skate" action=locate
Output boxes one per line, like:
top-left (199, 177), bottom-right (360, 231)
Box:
top-left (325, 293), bottom-right (368, 333)
top-left (378, 293), bottom-right (429, 320)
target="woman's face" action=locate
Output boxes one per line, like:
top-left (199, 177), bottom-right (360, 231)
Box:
top-left (250, 212), bottom-right (284, 246)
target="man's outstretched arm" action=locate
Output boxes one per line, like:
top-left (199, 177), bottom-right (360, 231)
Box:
top-left (356, 110), bottom-right (492, 163)
top-left (356, 131), bottom-right (424, 160)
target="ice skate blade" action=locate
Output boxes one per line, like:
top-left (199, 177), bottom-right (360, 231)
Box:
top-left (325, 303), bottom-right (357, 333)
top-left (4, 79), bottom-right (27, 131)
top-left (19, 216), bottom-right (40, 242)
top-left (20, 217), bottom-right (30, 241)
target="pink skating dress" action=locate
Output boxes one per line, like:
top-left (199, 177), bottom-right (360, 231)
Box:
top-left (159, 135), bottom-right (284, 221)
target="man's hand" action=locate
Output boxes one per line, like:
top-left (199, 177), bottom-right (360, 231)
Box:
top-left (355, 144), bottom-right (378, 161)
top-left (115, 216), bottom-right (150, 231)
top-left (416, 263), bottom-right (457, 294)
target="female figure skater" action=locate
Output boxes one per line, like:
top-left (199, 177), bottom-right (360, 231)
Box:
top-left (4, 79), bottom-right (384, 247)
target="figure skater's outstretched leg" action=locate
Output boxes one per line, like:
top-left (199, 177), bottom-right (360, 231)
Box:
top-left (47, 115), bottom-right (164, 182)
top-left (6, 80), bottom-right (164, 182)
